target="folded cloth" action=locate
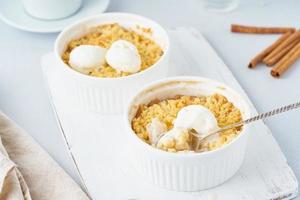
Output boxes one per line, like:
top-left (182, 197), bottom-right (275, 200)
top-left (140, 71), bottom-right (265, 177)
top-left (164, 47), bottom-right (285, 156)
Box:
top-left (0, 112), bottom-right (89, 200)
top-left (0, 137), bottom-right (31, 200)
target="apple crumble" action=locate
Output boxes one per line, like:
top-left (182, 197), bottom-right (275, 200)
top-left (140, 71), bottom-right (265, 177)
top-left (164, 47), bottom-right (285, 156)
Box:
top-left (132, 94), bottom-right (242, 152)
top-left (62, 23), bottom-right (163, 78)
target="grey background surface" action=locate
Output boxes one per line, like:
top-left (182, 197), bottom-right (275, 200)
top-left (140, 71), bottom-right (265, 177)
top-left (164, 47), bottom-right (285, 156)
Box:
top-left (0, 0), bottom-right (299, 198)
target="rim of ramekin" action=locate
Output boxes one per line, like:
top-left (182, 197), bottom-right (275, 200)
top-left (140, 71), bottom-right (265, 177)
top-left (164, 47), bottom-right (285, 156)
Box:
top-left (125, 76), bottom-right (251, 158)
top-left (54, 12), bottom-right (170, 82)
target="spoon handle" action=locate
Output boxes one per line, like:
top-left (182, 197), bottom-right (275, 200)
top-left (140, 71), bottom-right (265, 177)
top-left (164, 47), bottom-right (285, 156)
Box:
top-left (217, 101), bottom-right (300, 133)
top-left (192, 101), bottom-right (300, 152)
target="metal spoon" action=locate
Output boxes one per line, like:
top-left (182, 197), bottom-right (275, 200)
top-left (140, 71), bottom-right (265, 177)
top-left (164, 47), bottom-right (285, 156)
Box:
top-left (190, 101), bottom-right (300, 152)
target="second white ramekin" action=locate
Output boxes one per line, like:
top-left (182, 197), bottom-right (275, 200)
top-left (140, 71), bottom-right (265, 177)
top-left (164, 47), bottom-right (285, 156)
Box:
top-left (125, 76), bottom-right (251, 191)
top-left (54, 13), bottom-right (169, 114)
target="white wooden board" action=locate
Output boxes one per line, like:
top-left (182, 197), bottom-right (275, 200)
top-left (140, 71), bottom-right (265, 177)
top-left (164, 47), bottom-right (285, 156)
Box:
top-left (42, 27), bottom-right (298, 200)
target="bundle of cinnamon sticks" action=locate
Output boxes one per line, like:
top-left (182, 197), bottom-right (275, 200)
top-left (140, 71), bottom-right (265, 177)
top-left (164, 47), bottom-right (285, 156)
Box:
top-left (232, 24), bottom-right (300, 78)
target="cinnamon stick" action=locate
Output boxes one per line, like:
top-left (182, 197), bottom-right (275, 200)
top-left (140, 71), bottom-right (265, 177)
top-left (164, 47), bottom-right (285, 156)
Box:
top-left (263, 38), bottom-right (299, 66)
top-left (231, 24), bottom-right (296, 34)
top-left (271, 41), bottom-right (300, 78)
top-left (248, 32), bottom-right (292, 68)
top-left (263, 29), bottom-right (300, 66)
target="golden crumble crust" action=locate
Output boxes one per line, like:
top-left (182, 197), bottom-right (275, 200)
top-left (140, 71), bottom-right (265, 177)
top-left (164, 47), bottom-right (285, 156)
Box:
top-left (62, 23), bottom-right (163, 78)
top-left (132, 94), bottom-right (242, 152)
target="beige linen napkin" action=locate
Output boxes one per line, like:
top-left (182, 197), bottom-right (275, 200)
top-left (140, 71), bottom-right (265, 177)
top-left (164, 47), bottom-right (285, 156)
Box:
top-left (0, 112), bottom-right (89, 200)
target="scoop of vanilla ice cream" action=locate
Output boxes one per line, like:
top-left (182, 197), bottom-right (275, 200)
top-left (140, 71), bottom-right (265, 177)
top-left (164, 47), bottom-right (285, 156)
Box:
top-left (146, 118), bottom-right (167, 144)
top-left (69, 45), bottom-right (107, 69)
top-left (174, 105), bottom-right (218, 136)
top-left (105, 40), bottom-right (141, 73)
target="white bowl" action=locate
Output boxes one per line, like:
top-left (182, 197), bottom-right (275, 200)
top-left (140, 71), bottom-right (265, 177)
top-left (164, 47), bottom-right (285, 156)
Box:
top-left (125, 76), bottom-right (251, 191)
top-left (54, 12), bottom-right (169, 114)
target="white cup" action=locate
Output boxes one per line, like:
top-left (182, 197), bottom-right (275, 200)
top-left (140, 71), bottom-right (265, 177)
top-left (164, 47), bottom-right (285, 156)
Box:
top-left (125, 76), bottom-right (251, 191)
top-left (22, 0), bottom-right (82, 20)
top-left (54, 13), bottom-right (170, 114)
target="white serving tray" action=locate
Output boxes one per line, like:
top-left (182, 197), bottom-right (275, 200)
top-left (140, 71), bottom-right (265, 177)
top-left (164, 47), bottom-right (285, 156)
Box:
top-left (42, 27), bottom-right (298, 200)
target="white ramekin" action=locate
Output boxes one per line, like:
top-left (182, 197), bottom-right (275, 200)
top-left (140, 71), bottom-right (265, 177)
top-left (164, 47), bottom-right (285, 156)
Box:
top-left (125, 76), bottom-right (251, 191)
top-left (54, 13), bottom-right (169, 114)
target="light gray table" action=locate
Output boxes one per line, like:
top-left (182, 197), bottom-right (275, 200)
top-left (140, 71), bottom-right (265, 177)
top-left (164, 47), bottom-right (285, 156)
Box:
top-left (0, 0), bottom-right (299, 198)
